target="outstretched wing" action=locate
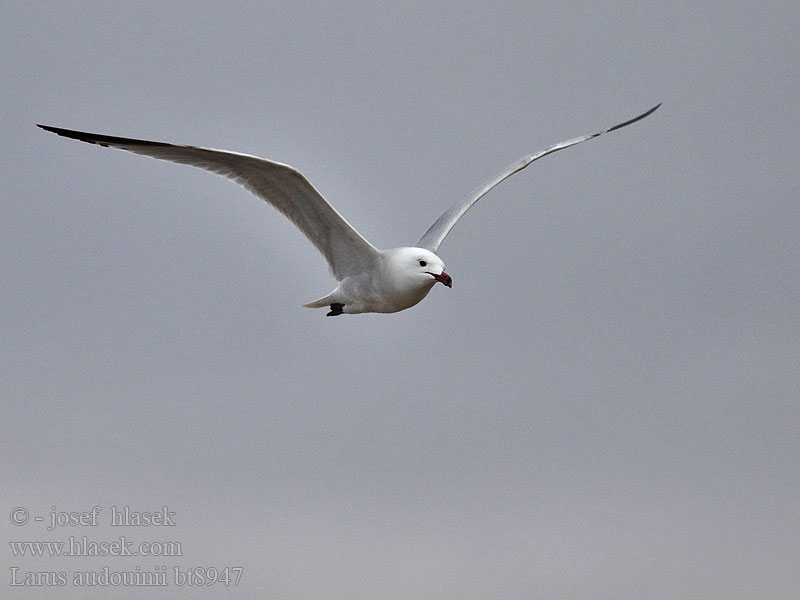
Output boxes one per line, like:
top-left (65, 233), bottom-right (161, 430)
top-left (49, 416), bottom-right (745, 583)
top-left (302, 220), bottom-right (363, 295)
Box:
top-left (37, 125), bottom-right (380, 280)
top-left (416, 103), bottom-right (661, 253)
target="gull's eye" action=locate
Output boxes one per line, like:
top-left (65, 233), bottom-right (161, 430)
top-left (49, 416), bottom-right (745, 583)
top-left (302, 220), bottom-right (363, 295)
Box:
top-left (418, 260), bottom-right (427, 267)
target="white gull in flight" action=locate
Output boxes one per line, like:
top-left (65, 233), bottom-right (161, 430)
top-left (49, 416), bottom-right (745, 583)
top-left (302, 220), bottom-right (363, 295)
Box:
top-left (38, 104), bottom-right (659, 316)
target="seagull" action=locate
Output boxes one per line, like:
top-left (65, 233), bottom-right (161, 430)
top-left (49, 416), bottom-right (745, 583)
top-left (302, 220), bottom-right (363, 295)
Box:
top-left (37, 103), bottom-right (659, 316)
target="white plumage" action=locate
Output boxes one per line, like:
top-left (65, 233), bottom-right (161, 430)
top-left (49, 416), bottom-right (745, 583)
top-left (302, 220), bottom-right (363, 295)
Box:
top-left (38, 103), bottom-right (659, 316)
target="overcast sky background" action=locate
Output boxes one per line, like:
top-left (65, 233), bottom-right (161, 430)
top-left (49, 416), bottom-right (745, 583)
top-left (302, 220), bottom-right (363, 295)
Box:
top-left (3, 2), bottom-right (799, 599)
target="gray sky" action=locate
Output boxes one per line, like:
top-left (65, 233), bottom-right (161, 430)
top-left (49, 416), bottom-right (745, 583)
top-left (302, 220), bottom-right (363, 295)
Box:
top-left (3, 2), bottom-right (799, 599)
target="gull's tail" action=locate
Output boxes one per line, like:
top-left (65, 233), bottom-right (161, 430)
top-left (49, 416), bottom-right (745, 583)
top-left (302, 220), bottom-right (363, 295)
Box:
top-left (303, 292), bottom-right (337, 309)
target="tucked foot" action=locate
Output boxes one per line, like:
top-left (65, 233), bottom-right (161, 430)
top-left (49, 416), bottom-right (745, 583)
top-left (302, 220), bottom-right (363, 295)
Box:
top-left (327, 303), bottom-right (344, 317)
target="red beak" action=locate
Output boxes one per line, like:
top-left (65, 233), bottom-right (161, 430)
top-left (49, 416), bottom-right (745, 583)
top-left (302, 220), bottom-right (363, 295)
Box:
top-left (432, 271), bottom-right (452, 288)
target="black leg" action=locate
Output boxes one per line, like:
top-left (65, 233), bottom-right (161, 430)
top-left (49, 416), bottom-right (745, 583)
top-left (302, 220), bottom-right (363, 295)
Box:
top-left (327, 303), bottom-right (344, 317)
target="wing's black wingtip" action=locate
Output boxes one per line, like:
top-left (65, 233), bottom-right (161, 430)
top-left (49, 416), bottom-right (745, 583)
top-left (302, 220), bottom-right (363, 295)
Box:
top-left (37, 124), bottom-right (80, 136)
top-left (646, 102), bottom-right (662, 117)
top-left (607, 102), bottom-right (662, 133)
top-left (36, 124), bottom-right (170, 148)
top-left (37, 123), bottom-right (99, 143)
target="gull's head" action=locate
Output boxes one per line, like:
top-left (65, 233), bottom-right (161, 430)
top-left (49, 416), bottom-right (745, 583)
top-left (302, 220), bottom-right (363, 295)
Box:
top-left (387, 247), bottom-right (452, 290)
